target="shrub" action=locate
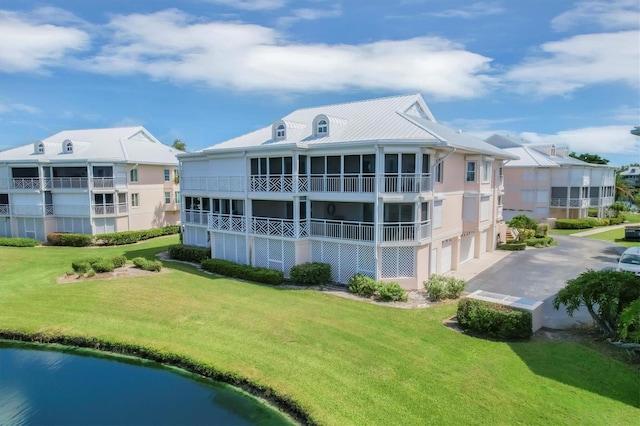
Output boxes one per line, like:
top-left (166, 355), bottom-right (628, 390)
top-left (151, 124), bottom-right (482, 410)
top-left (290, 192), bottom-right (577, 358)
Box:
top-left (508, 215), bottom-right (538, 230)
top-left (554, 218), bottom-right (600, 229)
top-left (499, 242), bottom-right (526, 251)
top-left (0, 237), bottom-right (40, 247)
top-left (47, 232), bottom-right (93, 247)
top-left (96, 226), bottom-right (180, 246)
top-left (517, 229), bottom-right (535, 243)
top-left (347, 274), bottom-right (380, 298)
top-left (111, 255), bottom-right (128, 268)
top-left (200, 259), bottom-right (284, 285)
top-left (71, 260), bottom-right (91, 274)
top-left (534, 224), bottom-right (549, 238)
top-left (457, 298), bottom-right (533, 340)
top-left (168, 245), bottom-right (211, 263)
top-left (377, 282), bottom-right (408, 302)
top-left (424, 275), bottom-right (466, 301)
top-left (609, 216), bottom-right (625, 225)
top-left (92, 259), bottom-right (115, 273)
top-left (289, 262), bottom-right (332, 286)
top-left (524, 237), bottom-right (554, 247)
top-left (132, 257), bottom-right (162, 272)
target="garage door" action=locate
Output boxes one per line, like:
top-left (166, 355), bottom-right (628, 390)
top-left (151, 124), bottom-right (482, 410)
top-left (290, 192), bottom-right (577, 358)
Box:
top-left (460, 234), bottom-right (475, 264)
top-left (441, 241), bottom-right (452, 273)
top-left (480, 230), bottom-right (488, 254)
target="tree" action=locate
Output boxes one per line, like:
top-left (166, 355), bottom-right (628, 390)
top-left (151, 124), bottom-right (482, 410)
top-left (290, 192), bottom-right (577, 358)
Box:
top-left (553, 269), bottom-right (640, 340)
top-left (172, 139), bottom-right (186, 151)
top-left (615, 172), bottom-right (636, 201)
top-left (568, 152), bottom-right (609, 164)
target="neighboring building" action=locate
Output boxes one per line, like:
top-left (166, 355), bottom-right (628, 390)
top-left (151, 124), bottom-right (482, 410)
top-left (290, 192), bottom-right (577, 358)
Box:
top-left (620, 166), bottom-right (640, 188)
top-left (0, 127), bottom-right (180, 240)
top-left (179, 94), bottom-right (517, 289)
top-left (486, 134), bottom-right (616, 221)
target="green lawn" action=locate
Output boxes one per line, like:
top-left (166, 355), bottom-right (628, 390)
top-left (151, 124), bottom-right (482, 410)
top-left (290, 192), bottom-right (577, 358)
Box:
top-left (585, 228), bottom-right (640, 248)
top-left (1, 237), bottom-right (638, 425)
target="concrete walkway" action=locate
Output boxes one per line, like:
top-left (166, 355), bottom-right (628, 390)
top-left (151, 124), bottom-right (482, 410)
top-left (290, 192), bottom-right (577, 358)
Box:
top-left (568, 223), bottom-right (628, 237)
top-left (447, 249), bottom-right (513, 282)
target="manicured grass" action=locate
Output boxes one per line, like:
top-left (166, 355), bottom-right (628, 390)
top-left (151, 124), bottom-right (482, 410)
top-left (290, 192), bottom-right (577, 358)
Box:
top-left (585, 229), bottom-right (640, 248)
top-left (0, 237), bottom-right (638, 425)
top-left (549, 228), bottom-right (584, 236)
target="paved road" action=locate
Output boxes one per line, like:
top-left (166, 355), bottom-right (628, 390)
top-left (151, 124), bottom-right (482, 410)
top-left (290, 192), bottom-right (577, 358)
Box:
top-left (466, 235), bottom-right (627, 329)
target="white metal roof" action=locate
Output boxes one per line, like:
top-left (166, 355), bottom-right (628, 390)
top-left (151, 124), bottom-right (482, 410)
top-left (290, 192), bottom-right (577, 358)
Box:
top-left (0, 126), bottom-right (178, 165)
top-left (199, 94), bottom-right (517, 159)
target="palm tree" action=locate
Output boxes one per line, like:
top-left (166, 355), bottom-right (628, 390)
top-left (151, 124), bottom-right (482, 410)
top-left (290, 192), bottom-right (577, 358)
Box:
top-left (615, 172), bottom-right (636, 201)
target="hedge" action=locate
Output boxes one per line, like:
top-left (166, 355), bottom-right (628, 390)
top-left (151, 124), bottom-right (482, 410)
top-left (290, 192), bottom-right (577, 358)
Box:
top-left (96, 226), bottom-right (179, 245)
top-left (347, 274), bottom-right (408, 302)
top-left (47, 232), bottom-right (93, 247)
top-left (289, 262), bottom-right (332, 286)
top-left (457, 298), bottom-right (532, 340)
top-left (201, 259), bottom-right (284, 285)
top-left (132, 257), bottom-right (162, 272)
top-left (555, 218), bottom-right (599, 229)
top-left (424, 275), bottom-right (466, 301)
top-left (498, 242), bottom-right (526, 251)
top-left (524, 237), bottom-right (554, 247)
top-left (0, 237), bottom-right (40, 247)
top-left (168, 245), bottom-right (211, 263)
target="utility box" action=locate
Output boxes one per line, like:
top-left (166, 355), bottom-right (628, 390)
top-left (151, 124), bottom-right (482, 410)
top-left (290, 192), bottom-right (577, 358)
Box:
top-left (625, 226), bottom-right (640, 242)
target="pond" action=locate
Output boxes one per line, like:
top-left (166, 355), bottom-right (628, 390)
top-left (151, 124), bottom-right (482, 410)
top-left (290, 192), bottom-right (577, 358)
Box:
top-left (0, 342), bottom-right (292, 425)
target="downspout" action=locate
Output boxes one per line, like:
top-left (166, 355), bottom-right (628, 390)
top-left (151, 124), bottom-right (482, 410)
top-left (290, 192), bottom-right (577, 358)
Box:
top-left (374, 144), bottom-right (380, 280)
top-left (428, 146), bottom-right (456, 277)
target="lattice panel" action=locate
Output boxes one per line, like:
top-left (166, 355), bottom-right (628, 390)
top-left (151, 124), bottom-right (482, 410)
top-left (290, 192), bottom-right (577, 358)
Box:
top-left (309, 240), bottom-right (376, 283)
top-left (380, 247), bottom-right (415, 278)
top-left (323, 241), bottom-right (341, 282)
top-left (268, 238), bottom-right (283, 271)
top-left (283, 241), bottom-right (296, 278)
top-left (381, 247), bottom-right (398, 279)
top-left (357, 245), bottom-right (376, 279)
top-left (338, 244), bottom-right (359, 283)
top-left (253, 237), bottom-right (269, 269)
top-left (235, 235), bottom-right (248, 265)
top-left (397, 247), bottom-right (415, 277)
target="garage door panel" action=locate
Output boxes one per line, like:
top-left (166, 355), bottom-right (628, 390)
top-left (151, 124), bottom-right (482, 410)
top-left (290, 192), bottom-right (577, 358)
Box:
top-left (441, 241), bottom-right (452, 273)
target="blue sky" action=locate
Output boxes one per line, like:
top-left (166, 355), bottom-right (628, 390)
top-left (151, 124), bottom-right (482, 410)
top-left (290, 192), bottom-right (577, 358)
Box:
top-left (0, 0), bottom-right (638, 166)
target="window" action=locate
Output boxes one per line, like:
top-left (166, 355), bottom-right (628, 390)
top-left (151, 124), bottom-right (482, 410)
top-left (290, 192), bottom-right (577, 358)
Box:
top-left (434, 161), bottom-right (443, 183)
top-left (175, 191), bottom-right (181, 203)
top-left (317, 119), bottom-right (328, 135)
top-left (432, 200), bottom-right (443, 228)
top-left (276, 124), bottom-right (285, 139)
top-left (64, 141), bottom-right (73, 153)
top-left (36, 143), bottom-right (44, 154)
top-left (164, 169), bottom-right (170, 181)
top-left (483, 160), bottom-right (491, 183)
top-left (421, 202), bottom-right (430, 222)
top-left (131, 193), bottom-right (139, 207)
top-left (130, 169), bottom-right (138, 182)
top-left (498, 195), bottom-right (503, 206)
top-left (466, 161), bottom-right (476, 182)
top-left (550, 145), bottom-right (556, 156)
top-left (164, 192), bottom-right (171, 204)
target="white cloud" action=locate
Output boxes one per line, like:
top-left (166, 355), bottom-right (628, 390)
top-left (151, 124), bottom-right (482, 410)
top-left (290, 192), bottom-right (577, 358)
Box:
top-left (82, 9), bottom-right (494, 99)
top-left (505, 31), bottom-right (640, 96)
top-left (0, 9), bottom-right (89, 73)
top-left (0, 103), bottom-right (40, 114)
top-left (428, 2), bottom-right (504, 19)
top-left (202, 0), bottom-right (287, 11)
top-left (277, 5), bottom-right (342, 27)
top-left (520, 126), bottom-right (640, 156)
top-left (552, 0), bottom-right (640, 32)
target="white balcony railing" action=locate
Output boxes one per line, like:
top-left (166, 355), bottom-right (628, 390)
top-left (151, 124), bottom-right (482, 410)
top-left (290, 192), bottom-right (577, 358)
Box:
top-left (0, 204), bottom-right (9, 215)
top-left (381, 174), bottom-right (431, 193)
top-left (11, 178), bottom-right (41, 190)
top-left (184, 209), bottom-right (208, 225)
top-left (250, 175), bottom-right (295, 192)
top-left (182, 176), bottom-right (245, 193)
top-left (309, 219), bottom-right (374, 241)
top-left (308, 175), bottom-right (376, 193)
top-left (208, 213), bottom-right (247, 232)
top-left (10, 204), bottom-right (45, 216)
top-left (92, 203), bottom-right (128, 215)
top-left (550, 198), bottom-right (590, 208)
top-left (51, 177), bottom-right (89, 189)
top-left (497, 205), bottom-right (503, 219)
top-left (251, 217), bottom-right (296, 238)
top-left (381, 220), bottom-right (431, 242)
top-left (590, 196), bottom-right (615, 207)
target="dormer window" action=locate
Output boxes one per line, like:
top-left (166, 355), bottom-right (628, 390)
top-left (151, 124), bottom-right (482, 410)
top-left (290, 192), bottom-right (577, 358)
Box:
top-left (64, 141), bottom-right (73, 153)
top-left (550, 144), bottom-right (556, 157)
top-left (276, 124), bottom-right (285, 138)
top-left (36, 143), bottom-right (44, 154)
top-left (317, 120), bottom-right (328, 135)
top-left (313, 114), bottom-right (330, 137)
top-left (271, 121), bottom-right (287, 141)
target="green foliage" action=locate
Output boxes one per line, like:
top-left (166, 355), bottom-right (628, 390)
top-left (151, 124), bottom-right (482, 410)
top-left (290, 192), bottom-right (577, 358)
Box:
top-left (132, 257), bottom-right (162, 272)
top-left (457, 298), bottom-right (533, 340)
top-left (96, 226), bottom-right (179, 246)
top-left (555, 218), bottom-right (600, 229)
top-left (553, 269), bottom-right (640, 340)
top-left (609, 216), bottom-right (625, 225)
top-left (200, 259), bottom-right (284, 285)
top-left (172, 139), bottom-right (186, 151)
top-left (524, 237), bottom-right (554, 247)
top-left (517, 229), bottom-right (535, 243)
top-left (534, 224), bottom-right (549, 238)
top-left (71, 260), bottom-right (91, 274)
top-left (168, 244), bottom-right (211, 263)
top-left (618, 299), bottom-right (640, 344)
top-left (347, 274), bottom-right (380, 297)
top-left (91, 259), bottom-right (115, 273)
top-left (499, 242), bottom-right (526, 251)
top-left (289, 262), bottom-right (332, 286)
top-left (47, 232), bottom-right (93, 247)
top-left (424, 275), bottom-right (466, 301)
top-left (0, 237), bottom-right (40, 247)
top-left (111, 255), bottom-right (128, 268)
top-left (569, 152), bottom-right (609, 165)
top-left (508, 215), bottom-right (538, 230)
top-left (377, 282), bottom-right (408, 302)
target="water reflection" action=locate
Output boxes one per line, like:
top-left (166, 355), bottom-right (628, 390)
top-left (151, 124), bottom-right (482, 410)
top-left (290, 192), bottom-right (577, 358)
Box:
top-left (0, 343), bottom-right (291, 426)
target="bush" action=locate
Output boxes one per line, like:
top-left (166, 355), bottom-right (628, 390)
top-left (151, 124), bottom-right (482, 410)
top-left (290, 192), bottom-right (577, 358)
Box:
top-left (111, 255), bottom-right (127, 268)
top-left (424, 275), bottom-right (467, 301)
top-left (498, 242), bottom-right (526, 251)
top-left (71, 260), bottom-right (91, 274)
top-left (534, 224), bottom-right (549, 238)
top-left (91, 259), bottom-right (115, 273)
top-left (609, 216), bottom-right (625, 225)
top-left (508, 215), bottom-right (538, 230)
top-left (347, 274), bottom-right (380, 298)
top-left (524, 237), bottom-right (554, 247)
top-left (168, 245), bottom-right (211, 263)
top-left (289, 262), bottom-right (332, 286)
top-left (377, 282), bottom-right (408, 302)
top-left (0, 237), bottom-right (40, 247)
top-left (517, 229), bottom-right (535, 243)
top-left (555, 218), bottom-right (599, 229)
top-left (132, 257), bottom-right (162, 272)
top-left (200, 259), bottom-right (284, 285)
top-left (457, 298), bottom-right (533, 340)
top-left (47, 232), bottom-right (93, 247)
top-left (96, 226), bottom-right (180, 246)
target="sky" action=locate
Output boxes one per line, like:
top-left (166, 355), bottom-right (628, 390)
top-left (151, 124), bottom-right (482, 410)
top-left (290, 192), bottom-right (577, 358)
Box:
top-left (0, 0), bottom-right (639, 166)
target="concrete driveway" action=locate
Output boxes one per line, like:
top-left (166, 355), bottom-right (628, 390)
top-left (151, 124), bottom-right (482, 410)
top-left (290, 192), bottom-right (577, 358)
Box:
top-left (464, 235), bottom-right (627, 329)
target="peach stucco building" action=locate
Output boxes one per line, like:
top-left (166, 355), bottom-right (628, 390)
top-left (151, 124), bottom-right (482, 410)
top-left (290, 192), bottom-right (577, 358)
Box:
top-left (179, 94), bottom-right (517, 289)
top-left (0, 127), bottom-right (180, 240)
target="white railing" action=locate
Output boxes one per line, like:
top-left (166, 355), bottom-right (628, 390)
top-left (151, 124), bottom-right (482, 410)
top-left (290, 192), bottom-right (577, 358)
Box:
top-left (50, 204), bottom-right (91, 217)
top-left (11, 178), bottom-right (41, 190)
top-left (381, 173), bottom-right (431, 193)
top-left (184, 209), bottom-right (208, 225)
top-left (91, 177), bottom-right (115, 188)
top-left (309, 219), bottom-right (374, 241)
top-left (419, 220), bottom-right (432, 240)
top-left (10, 204), bottom-right (45, 216)
top-left (208, 213), bottom-right (247, 232)
top-left (308, 174), bottom-right (376, 192)
top-left (550, 198), bottom-right (590, 208)
top-left (249, 175), bottom-right (295, 192)
top-left (182, 176), bottom-right (245, 193)
top-left (590, 196), bottom-right (615, 207)
top-left (51, 177), bottom-right (89, 189)
top-left (0, 204), bottom-right (9, 215)
top-left (251, 217), bottom-right (296, 238)
top-left (93, 203), bottom-right (128, 215)
top-left (497, 205), bottom-right (503, 219)
top-left (380, 222), bottom-right (426, 242)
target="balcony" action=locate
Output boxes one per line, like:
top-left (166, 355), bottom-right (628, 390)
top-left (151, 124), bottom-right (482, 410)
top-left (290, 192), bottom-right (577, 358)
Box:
top-left (309, 218), bottom-right (374, 241)
top-left (381, 174), bottom-right (431, 193)
top-left (184, 209), bottom-right (209, 225)
top-left (208, 213), bottom-right (247, 232)
top-left (10, 204), bottom-right (46, 216)
top-left (550, 198), bottom-right (590, 208)
top-left (11, 178), bottom-right (42, 190)
top-left (50, 204), bottom-right (91, 217)
top-left (91, 177), bottom-right (126, 189)
top-left (250, 175), bottom-right (299, 193)
top-left (251, 217), bottom-right (299, 238)
top-left (182, 176), bottom-right (245, 193)
top-left (590, 196), bottom-right (615, 207)
top-left (0, 204), bottom-right (9, 215)
top-left (380, 220), bottom-right (431, 242)
top-left (92, 203), bottom-right (128, 216)
top-left (50, 177), bottom-right (89, 189)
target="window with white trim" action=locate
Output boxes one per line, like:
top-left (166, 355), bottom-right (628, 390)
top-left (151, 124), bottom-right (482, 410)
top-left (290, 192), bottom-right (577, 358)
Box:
top-left (175, 191), bottom-right (181, 203)
top-left (37, 143), bottom-right (44, 154)
top-left (164, 192), bottom-right (171, 204)
top-left (432, 200), bottom-right (443, 228)
top-left (164, 169), bottom-right (170, 181)
top-left (130, 169), bottom-right (138, 182)
top-left (317, 119), bottom-right (328, 135)
top-left (131, 193), bottom-right (139, 207)
top-left (434, 162), bottom-right (443, 183)
top-left (276, 124), bottom-right (285, 139)
top-left (483, 160), bottom-right (491, 183)
top-left (64, 141), bottom-right (73, 153)
top-left (466, 161), bottom-right (476, 182)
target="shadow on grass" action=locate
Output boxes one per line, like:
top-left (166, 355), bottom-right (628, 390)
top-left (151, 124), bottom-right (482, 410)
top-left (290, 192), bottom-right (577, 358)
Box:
top-left (507, 341), bottom-right (640, 408)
